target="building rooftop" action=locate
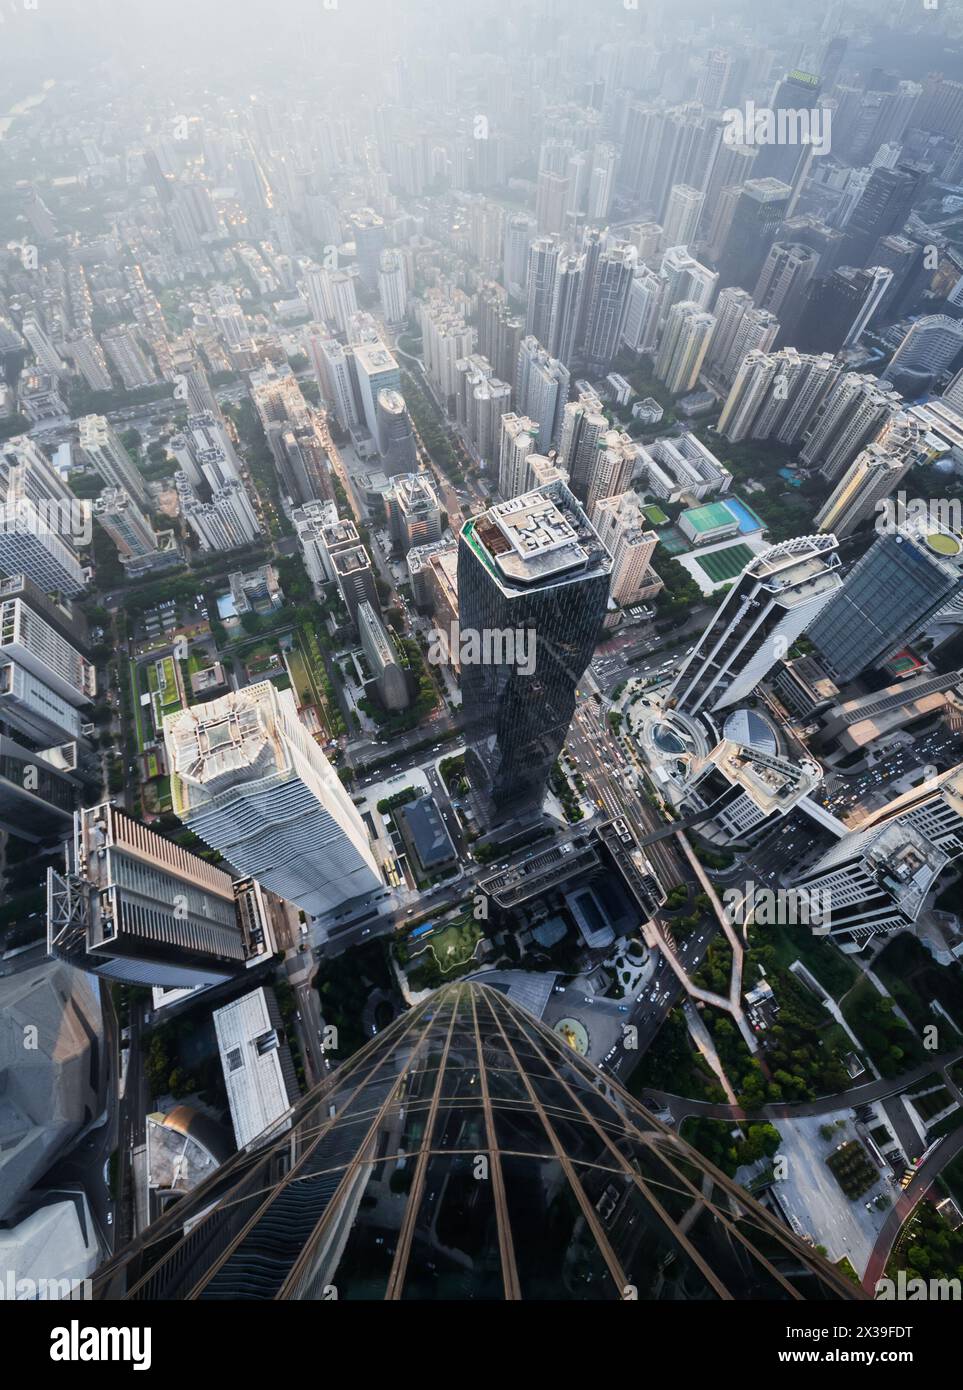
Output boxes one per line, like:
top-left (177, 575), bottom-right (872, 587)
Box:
top-left (213, 988), bottom-right (297, 1151)
top-left (464, 481), bottom-right (611, 590)
top-left (398, 794), bottom-right (456, 868)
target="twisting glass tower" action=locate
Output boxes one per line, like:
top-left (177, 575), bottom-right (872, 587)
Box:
top-left (94, 983), bottom-right (860, 1301)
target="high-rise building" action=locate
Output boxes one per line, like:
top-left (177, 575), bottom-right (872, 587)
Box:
top-left (47, 802), bottom-right (273, 987)
top-left (385, 472), bottom-right (443, 553)
top-left (535, 170), bottom-right (570, 236)
top-left (503, 212), bottom-right (537, 297)
top-left (654, 301), bottom-right (715, 395)
top-left (582, 430), bottom-right (640, 518)
top-left (94, 487), bottom-right (177, 574)
top-left (357, 601), bottom-right (410, 712)
top-left (311, 336), bottom-right (361, 432)
top-left (64, 333), bottom-right (111, 392)
top-left (376, 389), bottom-right (418, 475)
top-left (0, 595), bottom-right (94, 709)
top-left (659, 246), bottom-right (718, 319)
top-left (348, 208), bottom-right (387, 291)
top-left (751, 70), bottom-right (823, 187)
top-left (814, 415), bottom-right (925, 538)
top-left (593, 491), bottom-right (661, 604)
top-left (795, 266), bottom-right (893, 354)
top-left (101, 325), bottom-right (157, 389)
top-left (92, 981), bottom-right (859, 1301)
top-left (514, 337), bottom-right (570, 452)
top-left (353, 341), bottom-right (403, 444)
top-left (378, 249), bottom-right (408, 326)
top-left (458, 481), bottom-right (611, 816)
top-left (840, 164), bottom-right (925, 268)
top-left (497, 413), bottom-right (540, 500)
top-left (177, 474), bottom-right (261, 552)
top-left (791, 762), bottom-right (963, 950)
top-left (20, 313), bottom-right (65, 376)
top-left (662, 184), bottom-right (704, 249)
top-left (622, 264), bottom-right (666, 355)
top-left (752, 242), bottom-right (818, 346)
top-left (808, 523), bottom-right (963, 684)
top-left (419, 300), bottom-right (474, 409)
top-left (587, 143), bottom-right (617, 221)
top-left (798, 372), bottom-right (901, 480)
top-left (885, 315), bottom-right (963, 385)
top-left (0, 654), bottom-right (82, 747)
top-left (0, 438), bottom-right (87, 596)
top-left (670, 536), bottom-right (842, 718)
top-left (524, 235), bottom-right (562, 346)
top-left (164, 682), bottom-right (382, 919)
top-left (580, 247), bottom-right (636, 374)
top-left (547, 250), bottom-right (584, 364)
top-left (716, 178), bottom-right (792, 293)
top-left (78, 414), bottom-right (150, 507)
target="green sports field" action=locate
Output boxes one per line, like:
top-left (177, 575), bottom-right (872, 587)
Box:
top-left (692, 543), bottom-right (755, 583)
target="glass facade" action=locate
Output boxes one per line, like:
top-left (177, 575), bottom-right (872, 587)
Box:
top-left (457, 486), bottom-right (611, 817)
top-left (94, 982), bottom-right (861, 1302)
top-left (809, 531), bottom-right (962, 684)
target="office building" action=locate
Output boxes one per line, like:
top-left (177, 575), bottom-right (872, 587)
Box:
top-left (376, 389), bottom-right (418, 476)
top-left (164, 682), bottom-right (382, 918)
top-left (213, 988), bottom-right (299, 1151)
top-left (670, 536), bottom-right (842, 719)
top-left (332, 544), bottom-right (380, 624)
top-left (47, 802), bottom-right (273, 987)
top-left (716, 179), bottom-right (792, 293)
top-left (378, 248), bottom-right (408, 326)
top-left (348, 208), bottom-right (387, 291)
top-left (678, 740), bottom-right (822, 845)
top-left (752, 243), bottom-right (818, 346)
top-left (795, 266), bottom-right (893, 355)
top-left (458, 481), bottom-right (611, 816)
top-left (791, 818), bottom-right (951, 952)
top-left (357, 601), bottom-right (410, 712)
top-left (0, 440), bottom-right (87, 596)
top-left (840, 164), bottom-right (925, 268)
top-left (385, 472), bottom-right (443, 553)
top-left (808, 523), bottom-right (963, 684)
top-left (92, 981), bottom-right (859, 1301)
top-left (0, 594), bottom-right (95, 707)
top-left (354, 342), bottom-right (402, 445)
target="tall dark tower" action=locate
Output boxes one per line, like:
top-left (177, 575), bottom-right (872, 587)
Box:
top-left (840, 165), bottom-right (926, 269)
top-left (93, 981), bottom-right (863, 1301)
top-left (458, 481), bottom-right (611, 819)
